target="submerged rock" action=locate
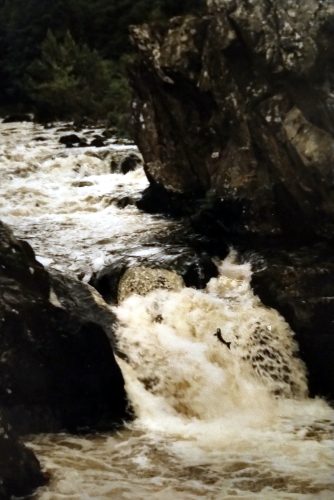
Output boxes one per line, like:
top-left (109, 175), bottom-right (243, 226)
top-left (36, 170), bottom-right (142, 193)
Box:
top-left (130, 0), bottom-right (334, 240)
top-left (0, 413), bottom-right (46, 498)
top-left (0, 221), bottom-right (130, 434)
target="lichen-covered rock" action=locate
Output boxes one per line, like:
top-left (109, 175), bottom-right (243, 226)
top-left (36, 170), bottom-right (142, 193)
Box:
top-left (90, 250), bottom-right (219, 304)
top-left (0, 221), bottom-right (130, 434)
top-left (0, 413), bottom-right (46, 498)
top-left (118, 266), bottom-right (184, 302)
top-left (130, 0), bottom-right (334, 240)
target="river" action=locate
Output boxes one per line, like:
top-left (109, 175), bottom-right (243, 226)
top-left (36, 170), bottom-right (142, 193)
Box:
top-left (0, 121), bottom-right (333, 499)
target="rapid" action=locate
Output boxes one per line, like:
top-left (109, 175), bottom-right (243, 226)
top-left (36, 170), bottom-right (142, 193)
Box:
top-left (0, 122), bottom-right (333, 499)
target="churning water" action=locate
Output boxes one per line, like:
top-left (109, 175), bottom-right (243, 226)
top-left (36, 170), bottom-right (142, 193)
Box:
top-left (1, 122), bottom-right (333, 499)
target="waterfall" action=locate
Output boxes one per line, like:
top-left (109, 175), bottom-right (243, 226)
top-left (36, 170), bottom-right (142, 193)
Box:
top-left (1, 122), bottom-right (333, 499)
top-left (115, 254), bottom-right (307, 429)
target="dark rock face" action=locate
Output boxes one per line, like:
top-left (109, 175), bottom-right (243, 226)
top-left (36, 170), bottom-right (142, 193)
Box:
top-left (130, 0), bottom-right (334, 240)
top-left (0, 413), bottom-right (46, 498)
top-left (130, 0), bottom-right (334, 401)
top-left (0, 221), bottom-right (130, 434)
top-left (250, 244), bottom-right (334, 402)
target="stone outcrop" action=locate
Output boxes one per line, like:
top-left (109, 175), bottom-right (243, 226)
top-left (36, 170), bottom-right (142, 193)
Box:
top-left (90, 250), bottom-right (218, 304)
top-left (130, 0), bottom-right (334, 401)
top-left (130, 0), bottom-right (334, 240)
top-left (0, 221), bottom-right (130, 434)
top-left (0, 413), bottom-right (46, 499)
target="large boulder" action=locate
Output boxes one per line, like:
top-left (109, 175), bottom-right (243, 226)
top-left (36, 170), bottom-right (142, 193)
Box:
top-left (90, 249), bottom-right (218, 304)
top-left (0, 221), bottom-right (130, 434)
top-left (130, 0), bottom-right (334, 240)
top-left (0, 413), bottom-right (46, 498)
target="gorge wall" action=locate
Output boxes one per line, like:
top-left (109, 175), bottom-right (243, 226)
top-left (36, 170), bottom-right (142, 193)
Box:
top-left (131, 0), bottom-right (334, 240)
top-left (130, 0), bottom-right (334, 401)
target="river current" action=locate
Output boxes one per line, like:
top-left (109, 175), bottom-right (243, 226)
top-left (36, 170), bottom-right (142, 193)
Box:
top-left (0, 122), bottom-right (333, 499)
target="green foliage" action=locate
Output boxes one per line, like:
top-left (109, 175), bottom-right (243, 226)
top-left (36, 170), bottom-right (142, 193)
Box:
top-left (27, 30), bottom-right (131, 127)
top-left (0, 0), bottom-right (204, 129)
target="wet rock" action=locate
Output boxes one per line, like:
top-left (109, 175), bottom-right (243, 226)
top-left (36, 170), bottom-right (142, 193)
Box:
top-left (116, 196), bottom-right (137, 209)
top-left (250, 243), bottom-right (334, 402)
top-left (0, 221), bottom-right (130, 434)
top-left (110, 150), bottom-right (143, 174)
top-left (57, 124), bottom-right (74, 133)
top-left (118, 266), bottom-right (184, 302)
top-left (59, 134), bottom-right (87, 148)
top-left (0, 413), bottom-right (46, 498)
top-left (130, 0), bottom-right (334, 241)
top-left (130, 0), bottom-right (334, 402)
top-left (2, 113), bottom-right (33, 123)
top-left (73, 118), bottom-right (96, 131)
top-left (90, 137), bottom-right (105, 148)
top-left (137, 182), bottom-right (197, 217)
top-left (102, 128), bottom-right (117, 139)
top-left (90, 250), bottom-right (218, 304)
top-left (120, 153), bottom-right (143, 174)
top-left (71, 180), bottom-right (95, 188)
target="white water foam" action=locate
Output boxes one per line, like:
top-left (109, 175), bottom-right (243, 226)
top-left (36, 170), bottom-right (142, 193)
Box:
top-left (30, 257), bottom-right (334, 499)
top-left (1, 122), bottom-right (333, 498)
top-left (115, 255), bottom-right (307, 426)
top-left (0, 122), bottom-right (180, 277)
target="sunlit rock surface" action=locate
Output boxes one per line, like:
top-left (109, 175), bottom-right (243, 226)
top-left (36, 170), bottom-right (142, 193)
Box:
top-left (0, 221), bottom-right (130, 434)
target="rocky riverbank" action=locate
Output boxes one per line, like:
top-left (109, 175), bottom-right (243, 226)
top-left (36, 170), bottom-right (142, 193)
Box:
top-left (130, 0), bottom-right (334, 402)
top-left (0, 218), bottom-right (132, 496)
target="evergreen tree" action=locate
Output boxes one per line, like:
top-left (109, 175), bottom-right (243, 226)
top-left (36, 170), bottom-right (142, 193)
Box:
top-left (0, 0), bottom-right (204, 124)
top-left (27, 30), bottom-right (130, 125)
